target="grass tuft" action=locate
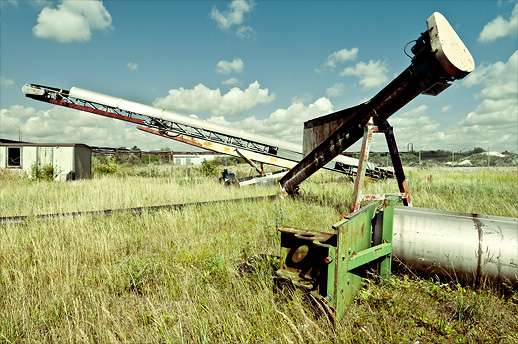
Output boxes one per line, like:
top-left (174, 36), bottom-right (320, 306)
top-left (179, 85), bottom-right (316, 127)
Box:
top-left (0, 165), bottom-right (516, 343)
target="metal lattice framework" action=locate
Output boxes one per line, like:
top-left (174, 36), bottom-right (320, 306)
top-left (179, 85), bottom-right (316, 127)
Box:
top-left (27, 85), bottom-right (277, 157)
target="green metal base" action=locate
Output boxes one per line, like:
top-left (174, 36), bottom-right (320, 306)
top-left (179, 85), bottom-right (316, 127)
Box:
top-left (276, 196), bottom-right (398, 321)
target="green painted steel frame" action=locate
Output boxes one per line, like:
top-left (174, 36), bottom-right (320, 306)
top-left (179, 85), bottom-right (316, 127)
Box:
top-left (276, 196), bottom-right (398, 322)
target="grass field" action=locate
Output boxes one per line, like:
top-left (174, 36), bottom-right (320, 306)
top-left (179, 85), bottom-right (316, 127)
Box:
top-left (1, 164), bottom-right (517, 343)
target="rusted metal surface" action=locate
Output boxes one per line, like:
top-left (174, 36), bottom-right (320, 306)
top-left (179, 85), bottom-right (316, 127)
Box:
top-left (392, 206), bottom-right (518, 287)
top-left (350, 121), bottom-right (412, 211)
top-left (24, 83), bottom-right (393, 181)
top-left (235, 149), bottom-right (266, 176)
top-left (351, 120), bottom-right (377, 212)
top-left (276, 197), bottom-right (397, 321)
top-left (0, 194), bottom-right (278, 225)
top-left (382, 123), bottom-right (412, 206)
top-left (47, 98), bottom-right (145, 125)
top-left (137, 126), bottom-right (299, 169)
top-left (303, 104), bottom-right (364, 157)
top-left (280, 21), bottom-right (470, 195)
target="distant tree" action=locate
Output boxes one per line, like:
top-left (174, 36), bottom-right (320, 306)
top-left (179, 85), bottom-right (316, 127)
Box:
top-left (131, 146), bottom-right (141, 151)
top-left (473, 147), bottom-right (485, 154)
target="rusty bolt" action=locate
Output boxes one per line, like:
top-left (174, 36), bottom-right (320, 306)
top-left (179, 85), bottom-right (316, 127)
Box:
top-left (325, 256), bottom-right (334, 264)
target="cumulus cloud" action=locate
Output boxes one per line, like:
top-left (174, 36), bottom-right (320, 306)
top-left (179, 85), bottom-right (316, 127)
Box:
top-left (33, 0), bottom-right (112, 43)
top-left (478, 3), bottom-right (518, 42)
top-left (340, 60), bottom-right (389, 90)
top-left (153, 81), bottom-right (274, 117)
top-left (291, 94), bottom-right (313, 104)
top-left (1, 76), bottom-right (15, 88)
top-left (0, 0), bottom-right (18, 9)
top-left (126, 62), bottom-right (138, 71)
top-left (377, 52), bottom-right (518, 153)
top-left (324, 48), bottom-right (359, 69)
top-left (216, 58), bottom-right (244, 75)
top-left (441, 105), bottom-right (452, 112)
top-left (458, 51), bottom-right (517, 135)
top-left (326, 83), bottom-right (345, 98)
top-left (463, 50), bottom-right (517, 100)
top-left (211, 0), bottom-right (255, 38)
top-left (236, 26), bottom-right (255, 39)
top-left (205, 97), bottom-right (334, 144)
top-left (0, 105), bottom-right (182, 150)
top-left (222, 78), bottom-right (242, 86)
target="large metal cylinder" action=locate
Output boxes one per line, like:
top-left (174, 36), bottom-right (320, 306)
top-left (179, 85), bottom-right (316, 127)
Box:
top-left (392, 206), bottom-right (518, 286)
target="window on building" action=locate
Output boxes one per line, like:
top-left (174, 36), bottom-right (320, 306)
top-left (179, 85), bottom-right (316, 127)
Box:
top-left (7, 147), bottom-right (21, 167)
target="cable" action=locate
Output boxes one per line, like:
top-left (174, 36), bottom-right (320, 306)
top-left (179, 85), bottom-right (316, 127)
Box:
top-left (404, 40), bottom-right (417, 59)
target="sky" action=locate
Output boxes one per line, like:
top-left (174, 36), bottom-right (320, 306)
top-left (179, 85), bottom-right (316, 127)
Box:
top-left (1, 0), bottom-right (517, 154)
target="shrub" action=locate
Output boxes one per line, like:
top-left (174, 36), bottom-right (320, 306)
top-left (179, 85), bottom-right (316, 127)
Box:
top-left (30, 164), bottom-right (57, 181)
top-left (199, 159), bottom-right (219, 177)
top-left (92, 157), bottom-right (117, 175)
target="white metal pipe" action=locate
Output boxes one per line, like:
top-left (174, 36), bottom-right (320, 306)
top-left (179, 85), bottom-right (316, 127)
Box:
top-left (69, 87), bottom-right (301, 153)
top-left (68, 86), bottom-right (369, 169)
top-left (392, 206), bottom-right (518, 284)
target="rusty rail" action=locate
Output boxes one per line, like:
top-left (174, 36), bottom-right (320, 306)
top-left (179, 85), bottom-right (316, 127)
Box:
top-left (0, 195), bottom-right (278, 225)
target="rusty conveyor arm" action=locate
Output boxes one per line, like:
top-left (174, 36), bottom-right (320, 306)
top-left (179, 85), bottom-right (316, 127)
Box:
top-left (279, 13), bottom-right (474, 195)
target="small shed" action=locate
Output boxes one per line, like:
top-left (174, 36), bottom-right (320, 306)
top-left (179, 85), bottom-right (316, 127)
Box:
top-left (173, 153), bottom-right (219, 165)
top-left (0, 140), bottom-right (91, 181)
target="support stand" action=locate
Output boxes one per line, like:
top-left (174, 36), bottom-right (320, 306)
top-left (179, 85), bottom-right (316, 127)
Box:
top-left (351, 120), bottom-right (412, 212)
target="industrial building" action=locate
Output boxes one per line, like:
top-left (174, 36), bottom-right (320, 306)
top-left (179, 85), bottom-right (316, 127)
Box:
top-left (0, 140), bottom-right (91, 181)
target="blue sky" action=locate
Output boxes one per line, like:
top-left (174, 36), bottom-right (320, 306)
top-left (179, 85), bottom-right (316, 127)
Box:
top-left (1, 0), bottom-right (517, 153)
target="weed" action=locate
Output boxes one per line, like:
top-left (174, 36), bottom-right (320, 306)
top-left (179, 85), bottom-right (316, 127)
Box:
top-left (0, 167), bottom-right (517, 343)
top-left (30, 164), bottom-right (58, 181)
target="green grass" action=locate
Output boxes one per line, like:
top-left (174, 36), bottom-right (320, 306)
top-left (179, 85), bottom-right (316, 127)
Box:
top-left (0, 165), bottom-right (517, 343)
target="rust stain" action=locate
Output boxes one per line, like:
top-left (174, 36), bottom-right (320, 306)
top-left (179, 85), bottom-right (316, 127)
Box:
top-left (472, 214), bottom-right (484, 288)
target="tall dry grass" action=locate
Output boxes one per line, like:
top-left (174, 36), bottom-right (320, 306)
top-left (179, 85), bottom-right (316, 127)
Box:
top-left (1, 165), bottom-right (517, 343)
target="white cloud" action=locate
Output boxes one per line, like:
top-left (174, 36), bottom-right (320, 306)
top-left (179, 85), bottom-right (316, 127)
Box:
top-left (206, 97), bottom-right (334, 144)
top-left (152, 81), bottom-right (274, 117)
top-left (324, 48), bottom-right (358, 69)
top-left (465, 51), bottom-right (517, 99)
top-left (1, 96), bottom-right (331, 150)
top-left (236, 26), bottom-right (255, 39)
top-left (340, 60), bottom-right (389, 90)
top-left (1, 77), bottom-right (15, 88)
top-left (375, 52), bottom-right (518, 153)
top-left (291, 94), bottom-right (313, 104)
top-left (216, 58), bottom-right (244, 75)
top-left (211, 0), bottom-right (255, 38)
top-left (33, 0), bottom-right (112, 43)
top-left (126, 62), bottom-right (138, 71)
top-left (0, 105), bottom-right (183, 150)
top-left (211, 0), bottom-right (254, 29)
top-left (326, 83), bottom-right (345, 98)
top-left (222, 78), bottom-right (242, 86)
top-left (441, 105), bottom-right (452, 112)
top-left (478, 3), bottom-right (518, 42)
top-left (0, 0), bottom-right (18, 9)
top-left (458, 52), bottom-right (517, 134)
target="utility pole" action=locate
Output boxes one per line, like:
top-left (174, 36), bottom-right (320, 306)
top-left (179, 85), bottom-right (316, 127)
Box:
top-left (452, 149), bottom-right (454, 168)
top-left (15, 125), bottom-right (22, 142)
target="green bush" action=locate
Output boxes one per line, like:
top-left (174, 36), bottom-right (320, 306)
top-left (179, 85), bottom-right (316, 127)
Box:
top-left (30, 164), bottom-right (56, 181)
top-left (92, 156), bottom-right (117, 175)
top-left (199, 159), bottom-right (219, 177)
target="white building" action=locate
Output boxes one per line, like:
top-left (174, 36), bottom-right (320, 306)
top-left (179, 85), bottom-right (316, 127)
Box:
top-left (0, 141), bottom-right (91, 181)
top-left (172, 153), bottom-right (220, 165)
